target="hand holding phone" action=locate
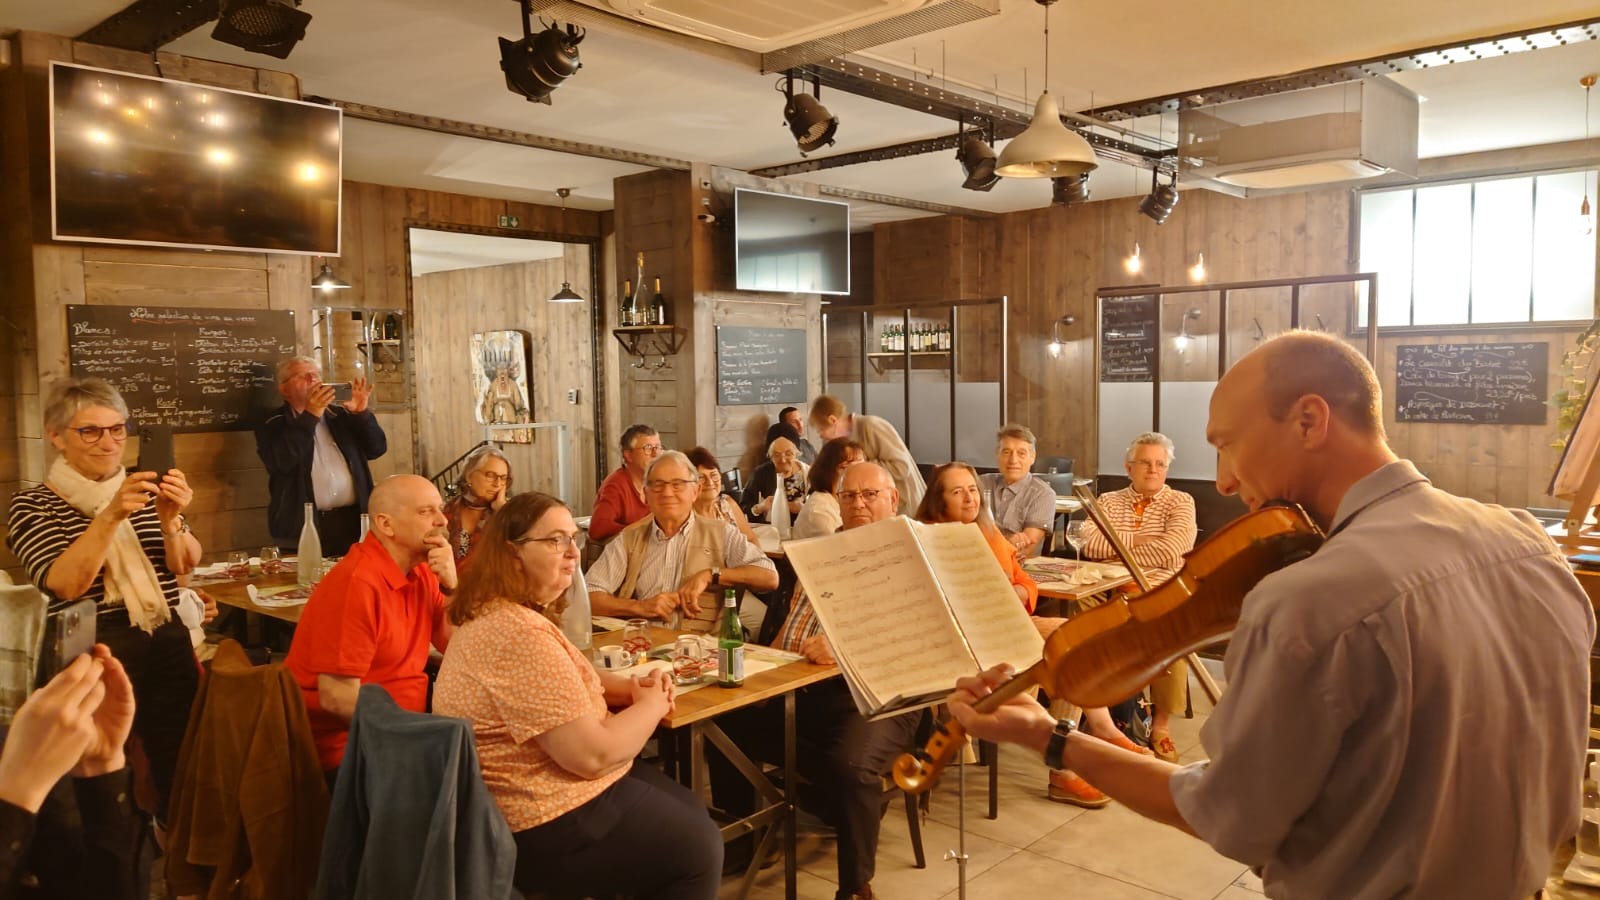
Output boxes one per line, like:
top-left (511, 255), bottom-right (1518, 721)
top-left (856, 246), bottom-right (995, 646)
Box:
top-left (36, 599), bottom-right (97, 689)
top-left (326, 382), bottom-right (354, 404)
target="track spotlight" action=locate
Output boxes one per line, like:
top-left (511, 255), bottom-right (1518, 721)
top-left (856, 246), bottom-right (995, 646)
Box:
top-left (780, 72), bottom-right (838, 154)
top-left (211, 0), bottom-right (311, 59)
top-left (957, 121), bottom-right (1000, 192)
top-left (499, 0), bottom-right (584, 105)
top-left (1138, 168), bottom-right (1180, 224)
top-left (1051, 173), bottom-right (1090, 205)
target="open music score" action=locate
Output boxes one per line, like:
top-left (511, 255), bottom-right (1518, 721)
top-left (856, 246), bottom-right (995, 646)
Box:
top-left (782, 516), bottom-right (1043, 719)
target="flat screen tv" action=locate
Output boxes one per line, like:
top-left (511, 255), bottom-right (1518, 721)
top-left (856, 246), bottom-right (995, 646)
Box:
top-left (50, 61), bottom-right (342, 255)
top-left (734, 189), bottom-right (849, 295)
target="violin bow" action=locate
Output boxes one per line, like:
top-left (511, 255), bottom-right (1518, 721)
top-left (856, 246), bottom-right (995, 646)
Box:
top-left (1071, 485), bottom-right (1224, 707)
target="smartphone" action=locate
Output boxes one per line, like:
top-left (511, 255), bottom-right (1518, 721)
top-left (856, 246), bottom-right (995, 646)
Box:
top-left (327, 382), bottom-right (354, 403)
top-left (36, 599), bottom-right (96, 688)
top-left (136, 423), bottom-right (175, 478)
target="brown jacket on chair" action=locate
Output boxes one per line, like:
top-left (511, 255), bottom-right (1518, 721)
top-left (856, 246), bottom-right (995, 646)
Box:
top-left (165, 640), bottom-right (329, 899)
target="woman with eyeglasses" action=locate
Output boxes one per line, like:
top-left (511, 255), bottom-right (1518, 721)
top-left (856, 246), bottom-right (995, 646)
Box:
top-left (792, 437), bottom-right (864, 539)
top-left (4, 377), bottom-right (201, 826)
top-left (434, 492), bottom-right (722, 899)
top-left (685, 446), bottom-right (758, 545)
top-left (443, 444), bottom-right (513, 562)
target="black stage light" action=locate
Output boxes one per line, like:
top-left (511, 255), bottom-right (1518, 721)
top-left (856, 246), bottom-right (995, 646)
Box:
top-left (211, 0), bottom-right (311, 59)
top-left (957, 123), bottom-right (1000, 192)
top-left (781, 73), bottom-right (838, 154)
top-left (1052, 173), bottom-right (1090, 205)
top-left (1139, 169), bottom-right (1180, 224)
top-left (500, 0), bottom-right (584, 105)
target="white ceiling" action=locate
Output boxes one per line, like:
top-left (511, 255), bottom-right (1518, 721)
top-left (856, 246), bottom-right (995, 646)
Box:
top-left (408, 227), bottom-right (564, 275)
top-left (5, 0), bottom-right (1600, 221)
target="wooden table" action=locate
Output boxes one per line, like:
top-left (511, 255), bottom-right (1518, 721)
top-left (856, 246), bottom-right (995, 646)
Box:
top-left (198, 571), bottom-right (308, 624)
top-left (594, 627), bottom-right (837, 900)
top-left (1022, 558), bottom-right (1133, 602)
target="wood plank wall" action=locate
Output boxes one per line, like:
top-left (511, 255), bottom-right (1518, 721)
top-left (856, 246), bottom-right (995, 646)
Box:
top-left (410, 251), bottom-right (598, 512)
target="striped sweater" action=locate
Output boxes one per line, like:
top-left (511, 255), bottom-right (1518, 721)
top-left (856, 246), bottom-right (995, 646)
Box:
top-left (1078, 485), bottom-right (1197, 585)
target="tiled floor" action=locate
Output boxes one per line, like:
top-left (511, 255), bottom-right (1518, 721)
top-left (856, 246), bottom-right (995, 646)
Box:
top-left (720, 687), bottom-right (1257, 900)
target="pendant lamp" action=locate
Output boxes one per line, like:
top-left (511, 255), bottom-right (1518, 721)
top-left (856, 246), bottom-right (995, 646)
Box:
top-left (311, 259), bottom-right (349, 292)
top-left (549, 188), bottom-right (584, 303)
top-left (994, 0), bottom-right (1098, 179)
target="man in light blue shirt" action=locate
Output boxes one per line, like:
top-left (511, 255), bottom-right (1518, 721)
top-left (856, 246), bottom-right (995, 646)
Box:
top-left (978, 423), bottom-right (1057, 558)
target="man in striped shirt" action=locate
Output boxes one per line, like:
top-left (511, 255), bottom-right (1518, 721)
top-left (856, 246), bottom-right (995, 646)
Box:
top-left (1079, 432), bottom-right (1198, 762)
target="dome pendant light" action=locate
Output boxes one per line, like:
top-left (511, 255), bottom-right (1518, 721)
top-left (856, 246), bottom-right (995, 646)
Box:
top-left (311, 258), bottom-right (350, 293)
top-left (994, 0), bottom-right (1098, 179)
top-left (549, 188), bottom-right (584, 304)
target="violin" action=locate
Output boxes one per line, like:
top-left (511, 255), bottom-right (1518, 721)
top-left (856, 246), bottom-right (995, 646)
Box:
top-left (892, 502), bottom-right (1323, 794)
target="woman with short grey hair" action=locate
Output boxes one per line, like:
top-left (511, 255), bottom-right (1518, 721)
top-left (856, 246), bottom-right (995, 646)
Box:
top-left (5, 377), bottom-right (202, 824)
top-left (444, 444), bottom-right (514, 562)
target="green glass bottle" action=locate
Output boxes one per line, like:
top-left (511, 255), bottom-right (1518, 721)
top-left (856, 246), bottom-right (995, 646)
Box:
top-left (717, 589), bottom-right (744, 687)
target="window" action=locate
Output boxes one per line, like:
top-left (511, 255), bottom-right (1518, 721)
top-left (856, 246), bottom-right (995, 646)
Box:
top-left (1357, 169), bottom-right (1596, 326)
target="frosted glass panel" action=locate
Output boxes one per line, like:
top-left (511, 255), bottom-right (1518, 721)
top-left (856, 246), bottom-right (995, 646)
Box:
top-left (1470, 177), bottom-right (1533, 323)
top-left (1159, 381), bottom-right (1218, 481)
top-left (1357, 189), bottom-right (1414, 327)
top-left (1533, 171), bottom-right (1598, 322)
top-left (1411, 184), bottom-right (1471, 326)
top-left (1098, 382), bottom-right (1154, 477)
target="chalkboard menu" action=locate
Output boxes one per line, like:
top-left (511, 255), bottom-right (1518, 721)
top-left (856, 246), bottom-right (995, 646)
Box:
top-left (1394, 342), bottom-right (1548, 425)
top-left (1100, 294), bottom-right (1157, 382)
top-left (68, 305), bottom-right (297, 431)
top-left (716, 326), bottom-right (807, 406)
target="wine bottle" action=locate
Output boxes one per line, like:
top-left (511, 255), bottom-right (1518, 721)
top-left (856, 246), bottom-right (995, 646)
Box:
top-left (631, 252), bottom-right (646, 324)
top-left (651, 276), bottom-right (668, 326)
top-left (297, 502), bottom-right (322, 586)
top-left (718, 589), bottom-right (744, 687)
top-left (621, 279), bottom-right (636, 326)
top-left (382, 314), bottom-right (400, 340)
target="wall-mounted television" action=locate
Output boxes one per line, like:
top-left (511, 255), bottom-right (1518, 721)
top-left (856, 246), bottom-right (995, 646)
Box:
top-left (50, 61), bottom-right (342, 255)
top-left (734, 189), bottom-right (849, 295)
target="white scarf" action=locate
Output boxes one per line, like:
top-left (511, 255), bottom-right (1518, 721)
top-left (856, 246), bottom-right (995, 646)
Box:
top-left (46, 458), bottom-right (171, 634)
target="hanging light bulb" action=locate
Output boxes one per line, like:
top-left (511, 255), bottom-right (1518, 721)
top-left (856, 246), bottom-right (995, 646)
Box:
top-left (1189, 252), bottom-right (1207, 283)
top-left (1123, 242), bottom-right (1143, 275)
top-left (1583, 75), bottom-right (1596, 235)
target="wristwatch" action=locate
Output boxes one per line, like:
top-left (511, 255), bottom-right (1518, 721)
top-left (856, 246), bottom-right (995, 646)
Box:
top-left (709, 566), bottom-right (721, 587)
top-left (1043, 717), bottom-right (1076, 770)
top-left (164, 515), bottom-right (191, 537)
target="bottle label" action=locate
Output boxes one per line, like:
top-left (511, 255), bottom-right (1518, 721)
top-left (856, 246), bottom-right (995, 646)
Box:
top-left (719, 646), bottom-right (744, 683)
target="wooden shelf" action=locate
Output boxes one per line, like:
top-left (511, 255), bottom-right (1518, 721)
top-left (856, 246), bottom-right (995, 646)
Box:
top-left (359, 338), bottom-right (402, 346)
top-left (867, 350), bottom-right (952, 373)
top-left (867, 351), bottom-right (951, 357)
top-left (612, 325), bottom-right (685, 359)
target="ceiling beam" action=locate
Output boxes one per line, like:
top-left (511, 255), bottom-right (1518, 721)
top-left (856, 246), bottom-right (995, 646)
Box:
top-left (77, 0), bottom-right (219, 52)
top-left (1089, 15), bottom-right (1600, 121)
top-left (812, 185), bottom-right (995, 218)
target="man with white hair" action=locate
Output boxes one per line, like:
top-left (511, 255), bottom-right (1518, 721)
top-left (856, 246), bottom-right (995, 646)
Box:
top-left (1078, 431), bottom-right (1198, 762)
top-left (256, 355), bottom-right (385, 556)
top-left (586, 450), bottom-right (778, 631)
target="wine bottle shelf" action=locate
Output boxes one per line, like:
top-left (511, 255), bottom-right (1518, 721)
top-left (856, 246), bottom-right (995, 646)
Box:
top-left (612, 325), bottom-right (684, 360)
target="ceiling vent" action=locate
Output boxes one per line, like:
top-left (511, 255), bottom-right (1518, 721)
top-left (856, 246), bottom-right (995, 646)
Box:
top-left (1178, 78), bottom-right (1419, 191)
top-left (569, 0), bottom-right (997, 69)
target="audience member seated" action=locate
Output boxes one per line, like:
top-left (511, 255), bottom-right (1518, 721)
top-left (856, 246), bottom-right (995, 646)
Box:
top-left (435, 492), bottom-right (722, 899)
top-left (285, 475), bottom-right (457, 778)
top-left (0, 646), bottom-right (141, 900)
top-left (1078, 431), bottom-right (1197, 763)
top-left (255, 356), bottom-right (386, 556)
top-left (443, 444), bottom-right (513, 563)
top-left (686, 446), bottom-right (759, 545)
top-left (712, 464), bottom-right (923, 900)
top-left (740, 433), bottom-right (809, 525)
top-left (780, 405), bottom-right (818, 465)
top-left (977, 424), bottom-right (1057, 558)
top-left (792, 438), bottom-right (864, 539)
top-left (916, 462), bottom-right (1038, 613)
top-left (587, 452), bottom-right (778, 630)
top-left (6, 377), bottom-right (200, 824)
top-left (809, 395), bottom-right (925, 515)
top-left (589, 424), bottom-right (661, 541)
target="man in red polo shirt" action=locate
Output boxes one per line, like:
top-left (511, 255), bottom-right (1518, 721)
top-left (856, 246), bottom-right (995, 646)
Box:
top-left (286, 474), bottom-right (457, 773)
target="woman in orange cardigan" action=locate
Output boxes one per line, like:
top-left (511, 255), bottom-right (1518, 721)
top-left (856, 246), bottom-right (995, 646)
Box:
top-left (914, 462), bottom-right (1037, 612)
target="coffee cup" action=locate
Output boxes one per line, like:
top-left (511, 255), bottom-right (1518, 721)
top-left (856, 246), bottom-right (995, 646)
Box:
top-left (597, 645), bottom-right (635, 670)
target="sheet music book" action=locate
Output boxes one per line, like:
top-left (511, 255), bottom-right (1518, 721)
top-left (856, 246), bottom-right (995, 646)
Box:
top-left (782, 516), bottom-right (1044, 719)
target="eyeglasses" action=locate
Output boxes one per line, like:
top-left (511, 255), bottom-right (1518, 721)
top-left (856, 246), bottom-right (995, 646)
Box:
top-left (837, 489), bottom-right (884, 505)
top-left (472, 471), bottom-right (510, 484)
top-left (1130, 459), bottom-right (1170, 470)
top-left (646, 478), bottom-right (696, 493)
top-left (69, 423), bottom-right (128, 444)
top-left (630, 442), bottom-right (663, 454)
top-left (697, 471), bottom-right (721, 483)
top-left (513, 532), bottom-right (580, 551)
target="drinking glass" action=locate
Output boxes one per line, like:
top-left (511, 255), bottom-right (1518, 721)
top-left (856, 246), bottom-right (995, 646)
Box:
top-left (622, 618), bottom-right (652, 661)
top-left (1063, 520), bottom-right (1085, 562)
top-left (672, 635), bottom-right (705, 686)
top-left (259, 546), bottom-right (283, 575)
top-left (226, 550), bottom-right (250, 578)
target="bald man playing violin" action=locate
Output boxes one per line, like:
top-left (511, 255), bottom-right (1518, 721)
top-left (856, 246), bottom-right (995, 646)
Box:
top-left (950, 331), bottom-right (1593, 900)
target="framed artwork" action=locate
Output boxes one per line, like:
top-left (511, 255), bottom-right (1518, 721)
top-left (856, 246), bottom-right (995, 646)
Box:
top-left (471, 330), bottom-right (533, 443)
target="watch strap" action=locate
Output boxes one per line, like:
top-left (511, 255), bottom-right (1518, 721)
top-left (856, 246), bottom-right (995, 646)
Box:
top-left (1044, 717), bottom-right (1076, 770)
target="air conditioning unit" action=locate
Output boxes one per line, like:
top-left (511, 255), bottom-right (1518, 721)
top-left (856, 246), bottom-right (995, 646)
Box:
top-left (1178, 79), bottom-right (1419, 191)
top-left (571, 0), bottom-right (963, 53)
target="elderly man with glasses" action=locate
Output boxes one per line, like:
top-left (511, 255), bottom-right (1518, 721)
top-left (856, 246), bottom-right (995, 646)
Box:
top-left (1077, 431), bottom-right (1197, 762)
top-left (588, 424), bottom-right (662, 542)
top-left (585, 450), bottom-right (778, 631)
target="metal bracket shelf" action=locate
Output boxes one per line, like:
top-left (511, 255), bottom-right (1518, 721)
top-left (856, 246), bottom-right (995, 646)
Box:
top-left (611, 325), bottom-right (684, 360)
